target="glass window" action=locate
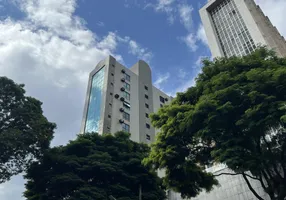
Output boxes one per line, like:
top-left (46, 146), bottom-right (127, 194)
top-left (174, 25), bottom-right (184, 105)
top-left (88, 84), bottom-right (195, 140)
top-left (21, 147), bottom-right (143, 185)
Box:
top-left (145, 94), bottom-right (149, 99)
top-left (145, 103), bottom-right (149, 109)
top-left (146, 123), bottom-right (150, 129)
top-left (209, 0), bottom-right (256, 57)
top-left (124, 82), bottom-right (130, 91)
top-left (145, 113), bottom-right (149, 118)
top-left (146, 134), bottom-right (151, 140)
top-left (144, 85), bottom-right (148, 90)
top-left (123, 91), bottom-right (130, 100)
top-left (123, 101), bottom-right (131, 110)
top-left (160, 96), bottom-right (165, 103)
top-left (85, 67), bottom-right (105, 133)
top-left (122, 123), bottom-right (130, 132)
top-left (125, 73), bottom-right (130, 82)
top-left (123, 112), bottom-right (130, 121)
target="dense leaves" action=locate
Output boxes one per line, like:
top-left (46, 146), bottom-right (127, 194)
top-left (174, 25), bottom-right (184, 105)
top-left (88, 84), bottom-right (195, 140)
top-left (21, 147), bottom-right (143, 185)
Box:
top-left (144, 48), bottom-right (286, 200)
top-left (24, 132), bottom-right (166, 200)
top-left (0, 77), bottom-right (55, 183)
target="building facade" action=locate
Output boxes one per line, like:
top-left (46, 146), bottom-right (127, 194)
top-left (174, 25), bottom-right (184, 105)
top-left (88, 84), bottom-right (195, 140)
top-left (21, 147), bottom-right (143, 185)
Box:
top-left (80, 55), bottom-right (171, 144)
top-left (200, 0), bottom-right (286, 58)
top-left (196, 0), bottom-right (280, 200)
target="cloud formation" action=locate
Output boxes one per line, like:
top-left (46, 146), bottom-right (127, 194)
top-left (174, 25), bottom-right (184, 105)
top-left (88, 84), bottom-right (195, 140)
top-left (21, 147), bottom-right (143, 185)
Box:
top-left (154, 72), bottom-right (170, 89)
top-left (0, 0), bottom-right (151, 199)
top-left (178, 3), bottom-right (194, 31)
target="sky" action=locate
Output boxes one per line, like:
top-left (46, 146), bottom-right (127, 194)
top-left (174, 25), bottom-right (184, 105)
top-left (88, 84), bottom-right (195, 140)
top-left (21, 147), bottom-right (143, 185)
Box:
top-left (0, 0), bottom-right (286, 199)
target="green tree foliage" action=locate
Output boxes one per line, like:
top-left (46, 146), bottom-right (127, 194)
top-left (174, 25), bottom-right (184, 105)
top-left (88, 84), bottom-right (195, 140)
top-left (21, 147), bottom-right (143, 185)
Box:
top-left (143, 48), bottom-right (286, 200)
top-left (24, 132), bottom-right (166, 200)
top-left (0, 77), bottom-right (56, 183)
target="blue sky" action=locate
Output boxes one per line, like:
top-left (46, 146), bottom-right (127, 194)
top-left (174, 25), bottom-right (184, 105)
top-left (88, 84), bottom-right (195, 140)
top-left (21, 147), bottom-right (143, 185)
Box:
top-left (71, 0), bottom-right (211, 94)
top-left (0, 0), bottom-right (286, 199)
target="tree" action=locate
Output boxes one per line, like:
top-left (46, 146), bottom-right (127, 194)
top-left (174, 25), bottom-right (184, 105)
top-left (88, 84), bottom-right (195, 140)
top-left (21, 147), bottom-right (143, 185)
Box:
top-left (24, 132), bottom-right (166, 200)
top-left (143, 48), bottom-right (286, 200)
top-left (0, 76), bottom-right (56, 183)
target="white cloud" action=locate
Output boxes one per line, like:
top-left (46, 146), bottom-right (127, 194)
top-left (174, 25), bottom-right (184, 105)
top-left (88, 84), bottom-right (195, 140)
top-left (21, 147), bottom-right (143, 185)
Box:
top-left (145, 0), bottom-right (176, 24)
top-left (181, 33), bottom-right (198, 52)
top-left (196, 23), bottom-right (208, 46)
top-left (168, 56), bottom-right (206, 96)
top-left (128, 40), bottom-right (153, 63)
top-left (98, 32), bottom-right (118, 52)
top-left (97, 21), bottom-right (104, 26)
top-left (178, 68), bottom-right (187, 79)
top-left (255, 0), bottom-right (286, 37)
top-left (0, 0), bottom-right (152, 199)
top-left (178, 3), bottom-right (193, 31)
top-left (154, 72), bottom-right (170, 89)
top-left (195, 56), bottom-right (208, 67)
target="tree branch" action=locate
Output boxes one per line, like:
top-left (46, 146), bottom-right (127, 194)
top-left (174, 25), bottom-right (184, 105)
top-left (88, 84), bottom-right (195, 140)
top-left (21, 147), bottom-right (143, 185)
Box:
top-left (262, 136), bottom-right (283, 179)
top-left (214, 172), bottom-right (260, 181)
top-left (242, 173), bottom-right (264, 200)
top-left (259, 174), bottom-right (275, 199)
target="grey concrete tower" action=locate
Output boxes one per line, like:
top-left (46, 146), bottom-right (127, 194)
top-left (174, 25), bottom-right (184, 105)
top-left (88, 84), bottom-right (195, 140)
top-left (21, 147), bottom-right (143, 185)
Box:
top-left (200, 0), bottom-right (286, 58)
top-left (80, 56), bottom-right (171, 144)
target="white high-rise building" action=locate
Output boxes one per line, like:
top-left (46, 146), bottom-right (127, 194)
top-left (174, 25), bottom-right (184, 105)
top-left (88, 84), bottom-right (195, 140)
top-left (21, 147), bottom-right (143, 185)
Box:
top-left (200, 0), bottom-right (286, 58)
top-left (80, 55), bottom-right (171, 144)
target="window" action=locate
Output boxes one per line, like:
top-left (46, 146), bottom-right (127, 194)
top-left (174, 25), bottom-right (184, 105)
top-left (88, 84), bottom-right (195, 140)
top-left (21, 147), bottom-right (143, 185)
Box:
top-left (209, 0), bottom-right (256, 57)
top-left (111, 73), bottom-right (114, 76)
top-left (111, 82), bottom-right (114, 86)
top-left (124, 82), bottom-right (130, 91)
top-left (123, 91), bottom-right (130, 100)
top-left (122, 123), bottom-right (130, 132)
top-left (146, 134), bottom-right (151, 140)
top-left (145, 113), bottom-right (149, 118)
top-left (123, 101), bottom-right (131, 110)
top-left (160, 96), bottom-right (165, 103)
top-left (145, 94), bottom-right (149, 99)
top-left (85, 67), bottom-right (105, 133)
top-left (125, 73), bottom-right (130, 82)
top-left (144, 85), bottom-right (148, 90)
top-left (145, 103), bottom-right (149, 109)
top-left (123, 112), bottom-right (130, 121)
top-left (146, 123), bottom-right (150, 129)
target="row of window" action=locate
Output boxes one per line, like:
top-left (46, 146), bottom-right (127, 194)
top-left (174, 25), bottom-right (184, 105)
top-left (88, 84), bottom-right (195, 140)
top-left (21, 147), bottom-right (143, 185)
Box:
top-left (210, 0), bottom-right (256, 57)
top-left (121, 124), bottom-right (151, 140)
top-left (122, 72), bottom-right (131, 133)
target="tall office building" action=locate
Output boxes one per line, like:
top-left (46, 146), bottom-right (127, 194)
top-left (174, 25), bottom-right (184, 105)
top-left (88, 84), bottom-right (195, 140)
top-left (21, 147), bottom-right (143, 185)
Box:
top-left (200, 0), bottom-right (286, 58)
top-left (195, 1), bottom-right (280, 200)
top-left (80, 55), bottom-right (171, 144)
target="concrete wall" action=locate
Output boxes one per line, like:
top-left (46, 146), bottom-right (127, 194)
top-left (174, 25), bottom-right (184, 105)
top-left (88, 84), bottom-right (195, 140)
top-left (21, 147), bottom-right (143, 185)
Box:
top-left (244, 0), bottom-right (286, 57)
top-left (192, 167), bottom-right (269, 200)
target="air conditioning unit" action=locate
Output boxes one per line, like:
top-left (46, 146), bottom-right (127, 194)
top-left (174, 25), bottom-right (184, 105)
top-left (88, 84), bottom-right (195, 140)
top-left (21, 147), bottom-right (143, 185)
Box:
top-left (120, 87), bottom-right (125, 91)
top-left (119, 119), bottom-right (124, 124)
top-left (121, 69), bottom-right (125, 74)
top-left (119, 108), bottom-right (124, 112)
top-left (114, 94), bottom-right (119, 99)
top-left (120, 97), bottom-right (125, 101)
top-left (121, 78), bottom-right (125, 82)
